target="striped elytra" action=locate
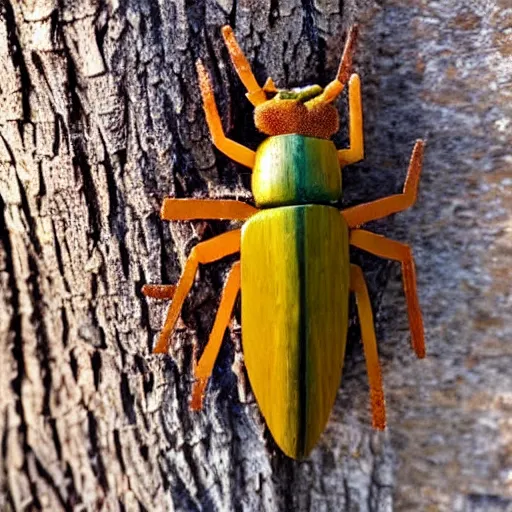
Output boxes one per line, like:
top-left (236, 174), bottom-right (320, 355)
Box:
top-left (241, 204), bottom-right (350, 458)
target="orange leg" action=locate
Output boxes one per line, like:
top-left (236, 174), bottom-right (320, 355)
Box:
top-left (341, 140), bottom-right (425, 228)
top-left (160, 198), bottom-right (258, 221)
top-left (350, 264), bottom-right (386, 430)
top-left (142, 284), bottom-right (176, 300)
top-left (144, 199), bottom-right (253, 312)
top-left (350, 230), bottom-right (426, 359)
top-left (190, 261), bottom-right (241, 410)
top-left (338, 74), bottom-right (364, 168)
top-left (152, 229), bottom-right (241, 354)
top-left (196, 61), bottom-right (256, 169)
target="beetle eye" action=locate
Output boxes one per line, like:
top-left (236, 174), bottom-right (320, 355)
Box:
top-left (276, 90), bottom-right (296, 100)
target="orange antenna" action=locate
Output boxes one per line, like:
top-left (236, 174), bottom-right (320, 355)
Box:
top-left (306, 24), bottom-right (359, 107)
top-left (221, 26), bottom-right (267, 106)
top-left (336, 24), bottom-right (359, 84)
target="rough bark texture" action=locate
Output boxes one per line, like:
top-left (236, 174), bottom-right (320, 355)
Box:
top-left (0, 0), bottom-right (510, 511)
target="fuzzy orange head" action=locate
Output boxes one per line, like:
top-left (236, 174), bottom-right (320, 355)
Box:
top-left (254, 84), bottom-right (340, 139)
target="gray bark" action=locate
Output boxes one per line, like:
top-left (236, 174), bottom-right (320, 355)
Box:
top-left (0, 0), bottom-right (510, 511)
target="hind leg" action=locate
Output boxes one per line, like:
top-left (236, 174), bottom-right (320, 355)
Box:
top-left (350, 229), bottom-right (425, 358)
top-left (350, 264), bottom-right (386, 430)
top-left (190, 262), bottom-right (241, 410)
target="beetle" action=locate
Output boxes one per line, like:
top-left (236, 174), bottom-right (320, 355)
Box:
top-left (143, 25), bottom-right (426, 459)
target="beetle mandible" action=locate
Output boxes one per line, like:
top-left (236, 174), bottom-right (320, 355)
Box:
top-left (143, 25), bottom-right (426, 459)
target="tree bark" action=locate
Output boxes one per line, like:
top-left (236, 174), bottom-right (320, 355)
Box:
top-left (1, 0), bottom-right (510, 511)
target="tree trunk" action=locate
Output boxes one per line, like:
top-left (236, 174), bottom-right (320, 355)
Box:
top-left (1, 0), bottom-right (510, 511)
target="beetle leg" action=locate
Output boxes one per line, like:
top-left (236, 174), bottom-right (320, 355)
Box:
top-left (160, 198), bottom-right (258, 221)
top-left (338, 74), bottom-right (364, 168)
top-left (350, 229), bottom-right (426, 359)
top-left (190, 261), bottom-right (241, 410)
top-left (152, 229), bottom-right (241, 355)
top-left (196, 60), bottom-right (256, 169)
top-left (341, 140), bottom-right (424, 227)
top-left (350, 264), bottom-right (386, 430)
top-left (142, 284), bottom-right (176, 300)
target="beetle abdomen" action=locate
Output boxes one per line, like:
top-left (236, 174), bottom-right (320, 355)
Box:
top-left (241, 205), bottom-right (349, 458)
top-left (252, 134), bottom-right (341, 208)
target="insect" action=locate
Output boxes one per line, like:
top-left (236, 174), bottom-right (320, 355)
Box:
top-left (143, 24), bottom-right (426, 459)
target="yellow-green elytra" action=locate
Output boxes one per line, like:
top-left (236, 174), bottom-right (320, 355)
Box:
top-left (241, 203), bottom-right (350, 458)
top-left (252, 134), bottom-right (341, 207)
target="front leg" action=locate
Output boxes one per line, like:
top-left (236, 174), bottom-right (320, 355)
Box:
top-left (160, 198), bottom-right (258, 221)
top-left (338, 74), bottom-right (364, 168)
top-left (196, 60), bottom-right (256, 169)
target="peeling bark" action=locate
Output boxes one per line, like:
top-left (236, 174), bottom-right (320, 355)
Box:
top-left (1, 0), bottom-right (510, 511)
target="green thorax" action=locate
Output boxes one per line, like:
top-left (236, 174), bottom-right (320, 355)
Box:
top-left (252, 134), bottom-right (341, 208)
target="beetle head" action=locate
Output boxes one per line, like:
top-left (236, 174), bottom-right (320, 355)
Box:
top-left (221, 24), bottom-right (358, 140)
top-left (253, 83), bottom-right (340, 139)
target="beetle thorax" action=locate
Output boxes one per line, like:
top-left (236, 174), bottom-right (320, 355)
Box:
top-left (252, 134), bottom-right (342, 208)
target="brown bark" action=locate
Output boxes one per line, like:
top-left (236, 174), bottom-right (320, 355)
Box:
top-left (1, 0), bottom-right (510, 511)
